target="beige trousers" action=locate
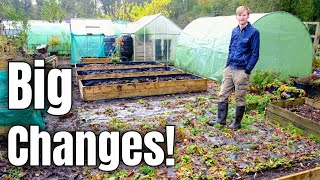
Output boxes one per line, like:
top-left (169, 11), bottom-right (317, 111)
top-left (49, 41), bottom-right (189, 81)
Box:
top-left (218, 66), bottom-right (249, 106)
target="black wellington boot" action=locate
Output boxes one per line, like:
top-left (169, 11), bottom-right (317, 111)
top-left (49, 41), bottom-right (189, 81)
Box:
top-left (229, 106), bottom-right (245, 129)
top-left (207, 102), bottom-right (228, 126)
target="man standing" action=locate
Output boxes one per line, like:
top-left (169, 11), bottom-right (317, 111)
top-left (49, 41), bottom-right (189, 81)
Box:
top-left (208, 6), bottom-right (260, 129)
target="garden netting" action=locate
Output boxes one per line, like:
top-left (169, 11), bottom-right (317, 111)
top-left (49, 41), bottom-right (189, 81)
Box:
top-left (0, 70), bottom-right (45, 130)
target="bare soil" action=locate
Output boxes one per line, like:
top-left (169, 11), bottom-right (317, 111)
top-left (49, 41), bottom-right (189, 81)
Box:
top-left (82, 74), bottom-right (201, 86)
top-left (78, 67), bottom-right (177, 75)
top-left (287, 103), bottom-right (320, 122)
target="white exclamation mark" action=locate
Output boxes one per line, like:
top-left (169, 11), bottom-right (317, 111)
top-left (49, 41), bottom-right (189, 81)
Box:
top-left (166, 125), bottom-right (175, 166)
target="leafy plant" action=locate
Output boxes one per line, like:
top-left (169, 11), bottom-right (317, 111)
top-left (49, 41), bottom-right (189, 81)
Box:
top-left (0, 36), bottom-right (9, 55)
top-left (161, 100), bottom-right (170, 107)
top-left (284, 124), bottom-right (304, 136)
top-left (186, 144), bottom-right (204, 155)
top-left (60, 32), bottom-right (70, 55)
top-left (104, 108), bottom-right (117, 117)
top-left (246, 94), bottom-right (271, 112)
top-left (308, 134), bottom-right (320, 143)
top-left (250, 70), bottom-right (283, 93)
top-left (201, 152), bottom-right (217, 166)
top-left (8, 167), bottom-right (24, 180)
top-left (139, 165), bottom-right (156, 176)
top-left (48, 35), bottom-right (61, 52)
top-left (313, 55), bottom-right (320, 69)
top-left (181, 155), bottom-right (192, 165)
top-left (197, 115), bottom-right (209, 125)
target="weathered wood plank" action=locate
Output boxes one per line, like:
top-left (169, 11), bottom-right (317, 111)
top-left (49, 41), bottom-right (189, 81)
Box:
top-left (80, 79), bottom-right (207, 101)
top-left (82, 84), bottom-right (207, 101)
top-left (271, 98), bottom-right (305, 108)
top-left (304, 97), bottom-right (320, 109)
top-left (76, 69), bottom-right (184, 83)
top-left (45, 55), bottom-right (58, 68)
top-left (266, 103), bottom-right (320, 134)
top-left (82, 78), bottom-right (205, 92)
top-left (275, 167), bottom-right (320, 180)
top-left (266, 111), bottom-right (320, 136)
top-left (80, 57), bottom-right (111, 64)
top-left (266, 100), bottom-right (320, 137)
top-left (75, 64), bottom-right (165, 71)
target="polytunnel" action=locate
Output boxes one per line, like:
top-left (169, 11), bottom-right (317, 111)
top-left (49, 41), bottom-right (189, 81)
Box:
top-left (175, 12), bottom-right (314, 82)
top-left (27, 20), bottom-right (71, 55)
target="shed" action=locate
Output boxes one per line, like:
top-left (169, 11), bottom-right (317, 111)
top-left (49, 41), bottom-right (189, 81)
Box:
top-left (175, 12), bottom-right (314, 82)
top-left (122, 13), bottom-right (182, 62)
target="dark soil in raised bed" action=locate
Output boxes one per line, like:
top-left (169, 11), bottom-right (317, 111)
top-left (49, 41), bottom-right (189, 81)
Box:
top-left (77, 67), bottom-right (178, 75)
top-left (287, 103), bottom-right (320, 122)
top-left (81, 74), bottom-right (202, 86)
top-left (77, 61), bottom-right (160, 68)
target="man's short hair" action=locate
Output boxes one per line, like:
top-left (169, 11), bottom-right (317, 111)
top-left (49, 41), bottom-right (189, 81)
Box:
top-left (236, 6), bottom-right (250, 15)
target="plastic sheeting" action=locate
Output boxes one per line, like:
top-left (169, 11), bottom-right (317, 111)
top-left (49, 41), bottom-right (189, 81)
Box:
top-left (71, 34), bottom-right (106, 64)
top-left (0, 70), bottom-right (45, 130)
top-left (27, 20), bottom-right (71, 55)
top-left (175, 12), bottom-right (314, 82)
top-left (70, 19), bottom-right (114, 35)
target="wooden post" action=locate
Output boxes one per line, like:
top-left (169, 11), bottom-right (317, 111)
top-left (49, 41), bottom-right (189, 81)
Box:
top-left (304, 22), bottom-right (320, 62)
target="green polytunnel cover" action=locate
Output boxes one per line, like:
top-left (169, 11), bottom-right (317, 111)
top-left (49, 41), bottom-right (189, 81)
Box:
top-left (71, 34), bottom-right (106, 64)
top-left (27, 21), bottom-right (71, 55)
top-left (175, 12), bottom-right (314, 82)
top-left (0, 70), bottom-right (45, 130)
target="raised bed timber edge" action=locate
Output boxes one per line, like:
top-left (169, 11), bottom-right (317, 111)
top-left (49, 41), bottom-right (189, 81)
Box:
top-left (79, 74), bottom-right (208, 101)
top-left (266, 98), bottom-right (320, 137)
top-left (75, 67), bottom-right (184, 83)
top-left (275, 167), bottom-right (320, 180)
top-left (74, 61), bottom-right (165, 71)
top-left (80, 57), bottom-right (111, 64)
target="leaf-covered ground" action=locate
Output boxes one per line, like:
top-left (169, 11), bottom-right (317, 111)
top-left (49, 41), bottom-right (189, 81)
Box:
top-left (0, 61), bottom-right (319, 179)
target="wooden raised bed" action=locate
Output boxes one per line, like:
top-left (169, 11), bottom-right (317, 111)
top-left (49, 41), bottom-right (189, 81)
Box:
top-left (75, 61), bottom-right (164, 71)
top-left (266, 98), bottom-right (320, 136)
top-left (80, 57), bottom-right (111, 64)
top-left (79, 74), bottom-right (207, 101)
top-left (76, 67), bottom-right (184, 83)
top-left (275, 167), bottom-right (320, 180)
top-left (45, 55), bottom-right (58, 68)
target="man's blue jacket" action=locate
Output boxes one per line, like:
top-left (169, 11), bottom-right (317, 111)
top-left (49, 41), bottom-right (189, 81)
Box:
top-left (226, 22), bottom-right (260, 74)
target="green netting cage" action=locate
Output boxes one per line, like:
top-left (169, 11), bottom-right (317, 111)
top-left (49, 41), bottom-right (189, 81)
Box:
top-left (0, 70), bottom-right (45, 130)
top-left (70, 33), bottom-right (106, 64)
top-left (70, 18), bottom-right (115, 64)
top-left (175, 12), bottom-right (314, 82)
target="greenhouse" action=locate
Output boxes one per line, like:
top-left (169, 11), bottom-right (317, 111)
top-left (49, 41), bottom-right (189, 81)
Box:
top-left (122, 13), bottom-right (182, 62)
top-left (175, 12), bottom-right (314, 82)
top-left (70, 18), bottom-right (114, 64)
